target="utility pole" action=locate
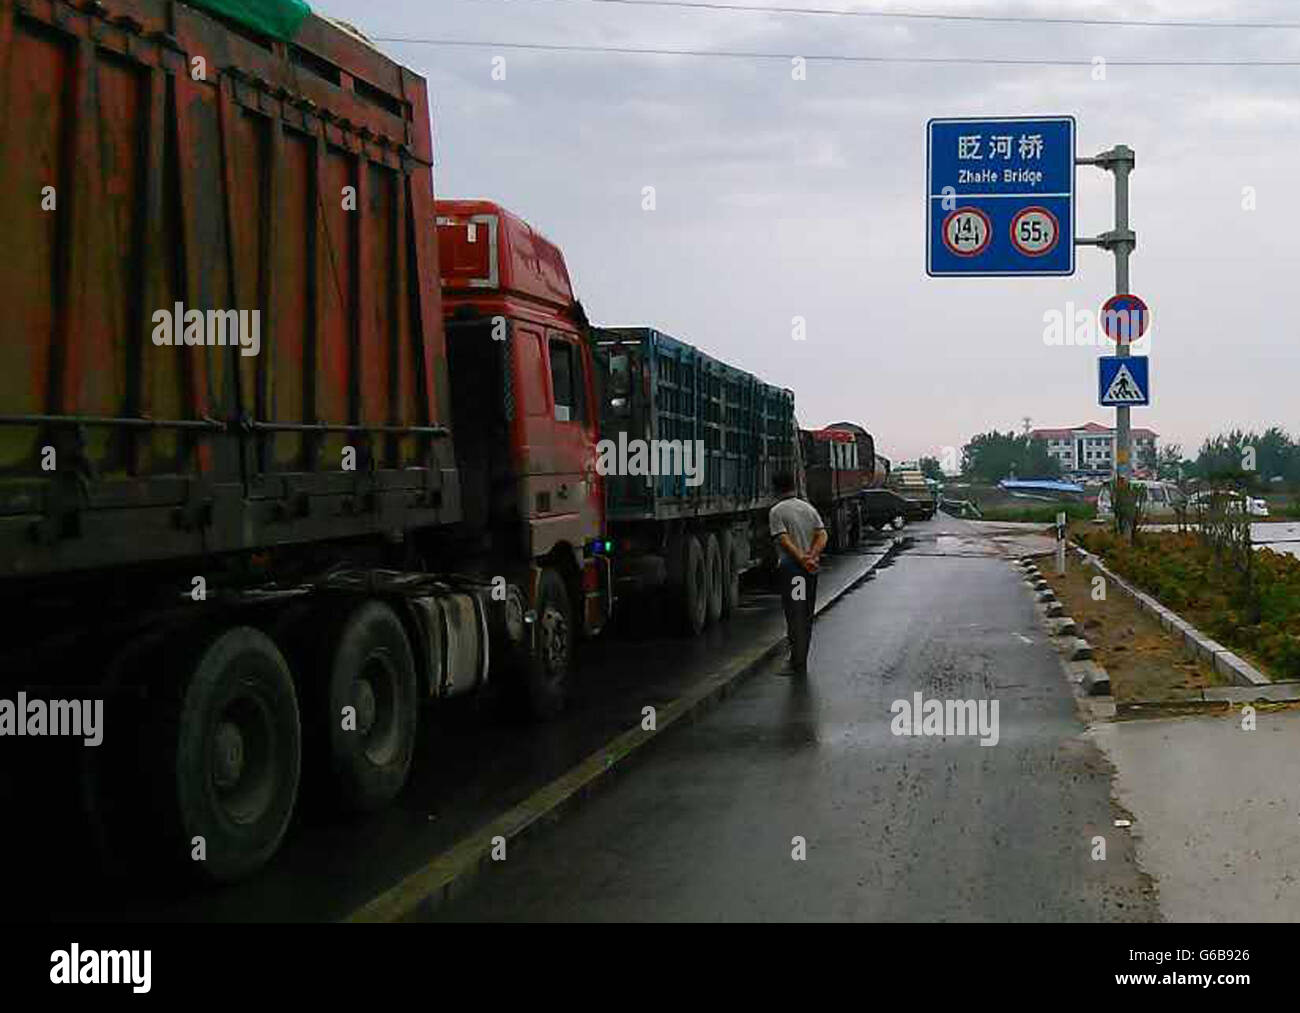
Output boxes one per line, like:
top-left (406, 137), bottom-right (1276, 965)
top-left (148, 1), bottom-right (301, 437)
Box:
top-left (1076, 148), bottom-right (1138, 530)
top-left (1076, 145), bottom-right (1136, 484)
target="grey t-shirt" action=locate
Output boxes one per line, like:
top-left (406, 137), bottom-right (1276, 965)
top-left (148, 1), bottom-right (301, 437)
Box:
top-left (769, 495), bottom-right (825, 557)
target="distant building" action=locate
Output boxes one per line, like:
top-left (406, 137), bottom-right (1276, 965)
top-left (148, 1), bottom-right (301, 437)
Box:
top-left (1029, 422), bottom-right (1158, 479)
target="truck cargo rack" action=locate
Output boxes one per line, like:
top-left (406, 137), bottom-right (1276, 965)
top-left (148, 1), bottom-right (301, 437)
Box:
top-left (0, 414), bottom-right (450, 436)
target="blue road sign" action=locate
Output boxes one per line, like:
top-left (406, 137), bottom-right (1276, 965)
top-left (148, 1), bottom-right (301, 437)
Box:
top-left (927, 116), bottom-right (1075, 277)
top-left (1098, 355), bottom-right (1150, 406)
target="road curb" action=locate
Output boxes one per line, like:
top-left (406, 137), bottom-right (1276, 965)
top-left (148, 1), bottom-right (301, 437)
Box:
top-left (344, 537), bottom-right (906, 923)
top-left (1022, 564), bottom-right (1115, 707)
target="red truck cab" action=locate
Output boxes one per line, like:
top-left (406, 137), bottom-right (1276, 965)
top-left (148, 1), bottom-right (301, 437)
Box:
top-left (435, 200), bottom-right (609, 642)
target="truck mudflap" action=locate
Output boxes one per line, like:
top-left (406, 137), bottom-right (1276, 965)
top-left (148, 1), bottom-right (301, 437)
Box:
top-left (581, 554), bottom-right (613, 636)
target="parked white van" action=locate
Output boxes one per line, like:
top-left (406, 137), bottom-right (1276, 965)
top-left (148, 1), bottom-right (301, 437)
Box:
top-left (1095, 480), bottom-right (1185, 521)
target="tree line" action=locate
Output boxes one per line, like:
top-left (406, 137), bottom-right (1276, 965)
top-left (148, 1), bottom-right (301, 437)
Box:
top-left (1173, 426), bottom-right (1300, 487)
top-left (952, 425), bottom-right (1300, 487)
top-left (958, 431), bottom-right (1063, 484)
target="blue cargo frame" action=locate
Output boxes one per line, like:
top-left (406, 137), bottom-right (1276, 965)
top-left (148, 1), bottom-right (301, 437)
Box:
top-left (592, 327), bottom-right (796, 522)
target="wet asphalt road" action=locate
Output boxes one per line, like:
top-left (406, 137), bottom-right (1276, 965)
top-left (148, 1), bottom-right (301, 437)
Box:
top-left (421, 516), bottom-right (1159, 921)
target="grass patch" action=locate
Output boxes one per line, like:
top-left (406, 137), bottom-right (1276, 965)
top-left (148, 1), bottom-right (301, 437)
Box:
top-left (980, 502), bottom-right (1097, 524)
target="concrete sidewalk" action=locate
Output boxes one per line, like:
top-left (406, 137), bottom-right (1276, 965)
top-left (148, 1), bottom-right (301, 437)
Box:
top-left (1090, 711), bottom-right (1300, 921)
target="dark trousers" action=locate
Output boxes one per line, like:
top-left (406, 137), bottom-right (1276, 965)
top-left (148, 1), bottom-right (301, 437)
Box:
top-left (778, 557), bottom-right (818, 672)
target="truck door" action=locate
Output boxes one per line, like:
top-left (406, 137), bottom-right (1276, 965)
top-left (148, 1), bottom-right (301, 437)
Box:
top-left (530, 330), bottom-right (602, 556)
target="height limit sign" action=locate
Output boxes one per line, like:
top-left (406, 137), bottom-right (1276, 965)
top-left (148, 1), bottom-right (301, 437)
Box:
top-left (927, 116), bottom-right (1075, 277)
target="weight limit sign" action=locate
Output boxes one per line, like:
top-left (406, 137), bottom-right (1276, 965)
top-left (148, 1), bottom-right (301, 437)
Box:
top-left (1009, 206), bottom-right (1060, 257)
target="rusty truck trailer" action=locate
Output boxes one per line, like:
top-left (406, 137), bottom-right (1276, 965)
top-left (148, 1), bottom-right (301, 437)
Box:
top-left (0, 0), bottom-right (457, 579)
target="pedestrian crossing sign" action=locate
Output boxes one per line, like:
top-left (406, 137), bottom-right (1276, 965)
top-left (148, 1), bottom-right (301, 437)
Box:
top-left (1098, 355), bottom-right (1149, 406)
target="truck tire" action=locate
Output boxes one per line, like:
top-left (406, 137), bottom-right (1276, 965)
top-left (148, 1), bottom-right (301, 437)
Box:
top-left (704, 532), bottom-right (723, 625)
top-left (525, 567), bottom-right (574, 719)
top-left (310, 601), bottom-right (418, 814)
top-left (718, 530), bottom-right (740, 618)
top-left (160, 626), bottom-right (301, 883)
top-left (682, 534), bottom-right (708, 635)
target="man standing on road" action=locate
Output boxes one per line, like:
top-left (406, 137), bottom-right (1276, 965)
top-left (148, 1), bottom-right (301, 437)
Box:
top-left (769, 470), bottom-right (827, 677)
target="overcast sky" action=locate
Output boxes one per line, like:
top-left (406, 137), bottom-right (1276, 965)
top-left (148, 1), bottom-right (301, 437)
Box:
top-left (323, 0), bottom-right (1300, 465)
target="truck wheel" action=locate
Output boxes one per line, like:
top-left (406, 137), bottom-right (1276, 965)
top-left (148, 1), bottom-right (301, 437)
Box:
top-left (682, 534), bottom-right (708, 635)
top-left (525, 567), bottom-right (574, 719)
top-left (718, 530), bottom-right (740, 618)
top-left (704, 532), bottom-right (724, 625)
top-left (312, 601), bottom-right (418, 814)
top-left (161, 627), bottom-right (301, 883)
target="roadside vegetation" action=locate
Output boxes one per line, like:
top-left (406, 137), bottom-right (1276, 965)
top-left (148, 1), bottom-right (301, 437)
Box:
top-left (979, 502), bottom-right (1096, 523)
top-left (1263, 496), bottom-right (1300, 519)
top-left (1075, 526), bottom-right (1300, 680)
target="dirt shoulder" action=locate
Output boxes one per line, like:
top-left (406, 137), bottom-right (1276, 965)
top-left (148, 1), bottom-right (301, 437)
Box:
top-left (1037, 556), bottom-right (1230, 703)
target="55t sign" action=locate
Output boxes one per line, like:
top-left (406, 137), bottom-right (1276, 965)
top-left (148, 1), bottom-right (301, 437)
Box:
top-left (1010, 207), bottom-right (1059, 256)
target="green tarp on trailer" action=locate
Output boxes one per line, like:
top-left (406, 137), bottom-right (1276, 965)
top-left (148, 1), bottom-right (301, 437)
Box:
top-left (190, 0), bottom-right (312, 40)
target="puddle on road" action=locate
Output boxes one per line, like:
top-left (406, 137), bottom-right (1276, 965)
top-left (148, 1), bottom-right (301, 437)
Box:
top-left (900, 532), bottom-right (1001, 558)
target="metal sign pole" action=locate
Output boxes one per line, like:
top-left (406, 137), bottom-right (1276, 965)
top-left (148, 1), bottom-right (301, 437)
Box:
top-left (1076, 145), bottom-right (1137, 482)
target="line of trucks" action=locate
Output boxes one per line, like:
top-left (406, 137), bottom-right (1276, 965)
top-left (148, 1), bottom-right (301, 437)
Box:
top-left (0, 0), bottom-right (934, 883)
